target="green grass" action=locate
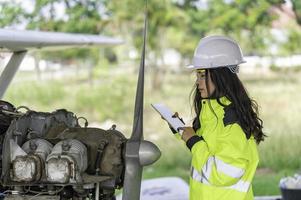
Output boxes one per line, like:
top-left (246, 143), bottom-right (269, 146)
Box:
top-left (4, 68), bottom-right (301, 196)
top-left (253, 169), bottom-right (296, 195)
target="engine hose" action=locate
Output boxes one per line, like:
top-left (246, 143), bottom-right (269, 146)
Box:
top-left (95, 141), bottom-right (108, 175)
top-left (24, 186), bottom-right (65, 195)
top-left (95, 151), bottom-right (101, 175)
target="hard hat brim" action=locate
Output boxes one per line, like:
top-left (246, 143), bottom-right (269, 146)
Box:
top-left (186, 64), bottom-right (206, 70)
top-left (186, 60), bottom-right (246, 70)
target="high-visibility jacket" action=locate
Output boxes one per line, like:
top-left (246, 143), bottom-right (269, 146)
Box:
top-left (184, 97), bottom-right (259, 200)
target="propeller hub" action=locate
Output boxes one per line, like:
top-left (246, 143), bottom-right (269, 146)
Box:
top-left (139, 140), bottom-right (161, 166)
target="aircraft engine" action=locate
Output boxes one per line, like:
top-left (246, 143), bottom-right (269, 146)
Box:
top-left (46, 139), bottom-right (88, 183)
top-left (1, 107), bottom-right (127, 199)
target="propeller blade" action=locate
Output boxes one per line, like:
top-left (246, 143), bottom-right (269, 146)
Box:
top-left (122, 1), bottom-right (148, 200)
top-left (122, 1), bottom-right (161, 200)
top-left (122, 141), bottom-right (143, 200)
top-left (130, 0), bottom-right (148, 142)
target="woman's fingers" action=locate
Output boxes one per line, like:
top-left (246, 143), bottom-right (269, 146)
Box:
top-left (179, 127), bottom-right (195, 142)
top-left (172, 112), bottom-right (179, 118)
top-left (178, 126), bottom-right (185, 131)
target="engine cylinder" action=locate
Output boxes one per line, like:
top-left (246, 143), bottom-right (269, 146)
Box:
top-left (22, 139), bottom-right (53, 161)
top-left (11, 139), bottom-right (53, 182)
top-left (46, 139), bottom-right (87, 183)
top-left (11, 155), bottom-right (40, 182)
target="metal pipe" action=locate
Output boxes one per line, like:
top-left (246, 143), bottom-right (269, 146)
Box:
top-left (95, 141), bottom-right (108, 200)
top-left (0, 51), bottom-right (27, 98)
top-left (95, 183), bottom-right (100, 200)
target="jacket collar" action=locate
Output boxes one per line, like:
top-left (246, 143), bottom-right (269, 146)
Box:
top-left (200, 96), bottom-right (232, 122)
top-left (201, 96), bottom-right (231, 110)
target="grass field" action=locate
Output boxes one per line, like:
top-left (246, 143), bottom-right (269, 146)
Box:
top-left (3, 68), bottom-right (301, 196)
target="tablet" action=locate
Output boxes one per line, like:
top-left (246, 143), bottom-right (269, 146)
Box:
top-left (151, 103), bottom-right (185, 135)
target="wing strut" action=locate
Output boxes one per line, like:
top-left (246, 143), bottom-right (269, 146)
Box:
top-left (0, 51), bottom-right (27, 98)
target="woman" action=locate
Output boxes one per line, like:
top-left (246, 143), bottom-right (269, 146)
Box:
top-left (171, 36), bottom-right (265, 200)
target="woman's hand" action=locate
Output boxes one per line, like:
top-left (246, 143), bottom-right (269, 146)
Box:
top-left (161, 112), bottom-right (182, 134)
top-left (179, 127), bottom-right (196, 142)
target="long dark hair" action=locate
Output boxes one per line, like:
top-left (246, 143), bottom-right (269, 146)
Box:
top-left (191, 67), bottom-right (265, 144)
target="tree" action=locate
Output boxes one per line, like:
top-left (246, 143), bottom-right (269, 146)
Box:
top-left (107, 0), bottom-right (189, 89)
top-left (285, 0), bottom-right (301, 54)
top-left (291, 0), bottom-right (301, 25)
top-left (25, 0), bottom-right (109, 61)
top-left (1, 0), bottom-right (295, 83)
top-left (0, 1), bottom-right (25, 27)
top-left (176, 0), bottom-right (284, 56)
top-left (0, 0), bottom-right (117, 83)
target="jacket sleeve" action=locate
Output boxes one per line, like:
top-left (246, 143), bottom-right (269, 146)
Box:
top-left (174, 132), bottom-right (182, 140)
top-left (190, 123), bottom-right (250, 188)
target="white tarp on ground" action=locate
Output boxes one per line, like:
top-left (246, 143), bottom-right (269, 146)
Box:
top-left (116, 177), bottom-right (189, 200)
top-left (117, 176), bottom-right (282, 200)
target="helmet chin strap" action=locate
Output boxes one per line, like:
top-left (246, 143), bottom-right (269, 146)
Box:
top-left (228, 65), bottom-right (239, 73)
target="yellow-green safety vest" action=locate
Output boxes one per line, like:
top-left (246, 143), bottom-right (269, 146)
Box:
top-left (179, 97), bottom-right (259, 200)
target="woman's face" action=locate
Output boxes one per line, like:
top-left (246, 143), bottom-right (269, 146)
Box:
top-left (196, 69), bottom-right (216, 98)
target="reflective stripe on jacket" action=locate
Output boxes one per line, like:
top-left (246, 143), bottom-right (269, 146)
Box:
top-left (188, 97), bottom-right (259, 200)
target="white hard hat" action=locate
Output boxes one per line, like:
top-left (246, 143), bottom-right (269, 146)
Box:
top-left (187, 35), bottom-right (246, 72)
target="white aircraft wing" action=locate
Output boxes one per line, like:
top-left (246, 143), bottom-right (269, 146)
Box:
top-left (0, 28), bottom-right (123, 52)
top-left (0, 29), bottom-right (123, 98)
